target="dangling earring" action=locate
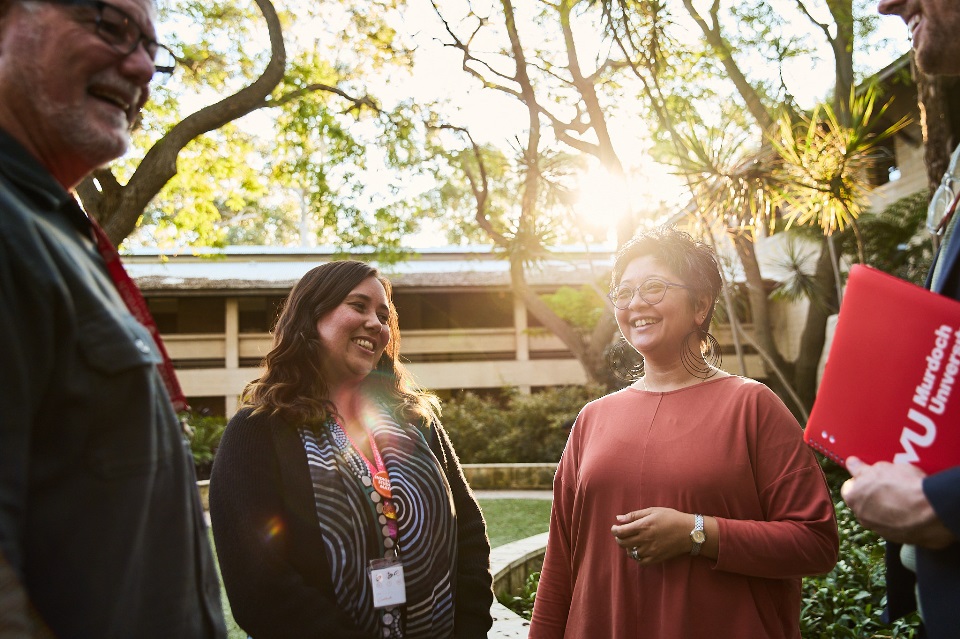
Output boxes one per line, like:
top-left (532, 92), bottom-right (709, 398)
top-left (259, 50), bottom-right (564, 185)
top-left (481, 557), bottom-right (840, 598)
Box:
top-left (606, 337), bottom-right (644, 381)
top-left (680, 326), bottom-right (721, 379)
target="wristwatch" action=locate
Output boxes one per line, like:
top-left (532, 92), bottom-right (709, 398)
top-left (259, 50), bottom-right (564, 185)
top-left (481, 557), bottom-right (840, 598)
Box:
top-left (690, 514), bottom-right (706, 556)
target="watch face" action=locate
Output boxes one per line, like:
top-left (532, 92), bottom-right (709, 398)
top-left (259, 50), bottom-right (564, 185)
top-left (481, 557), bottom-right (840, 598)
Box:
top-left (691, 530), bottom-right (706, 544)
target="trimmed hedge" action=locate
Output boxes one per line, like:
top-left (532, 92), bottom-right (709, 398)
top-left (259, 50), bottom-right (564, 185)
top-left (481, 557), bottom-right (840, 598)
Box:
top-left (182, 412), bottom-right (227, 480)
top-left (440, 385), bottom-right (604, 463)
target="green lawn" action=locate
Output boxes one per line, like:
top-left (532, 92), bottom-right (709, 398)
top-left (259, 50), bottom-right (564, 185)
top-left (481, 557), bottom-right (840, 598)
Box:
top-left (213, 497), bottom-right (551, 637)
top-left (478, 498), bottom-right (553, 548)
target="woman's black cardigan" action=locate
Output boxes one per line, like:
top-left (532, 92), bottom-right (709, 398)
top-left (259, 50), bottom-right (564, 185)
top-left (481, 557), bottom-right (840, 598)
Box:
top-left (209, 407), bottom-right (494, 639)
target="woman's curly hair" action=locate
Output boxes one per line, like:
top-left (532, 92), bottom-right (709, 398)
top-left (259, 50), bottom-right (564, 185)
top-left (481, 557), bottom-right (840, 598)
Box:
top-left (611, 226), bottom-right (722, 333)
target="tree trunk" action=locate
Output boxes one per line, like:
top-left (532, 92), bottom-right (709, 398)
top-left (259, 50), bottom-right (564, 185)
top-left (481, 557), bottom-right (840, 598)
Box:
top-left (827, 0), bottom-right (854, 127)
top-left (792, 238), bottom-right (840, 412)
top-left (680, 0), bottom-right (774, 131)
top-left (508, 260), bottom-right (619, 386)
top-left (730, 232), bottom-right (786, 374)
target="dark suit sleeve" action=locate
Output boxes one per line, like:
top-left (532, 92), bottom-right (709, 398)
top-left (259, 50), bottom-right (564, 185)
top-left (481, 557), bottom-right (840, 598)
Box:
top-left (209, 410), bottom-right (370, 639)
top-left (924, 466), bottom-right (960, 539)
top-left (429, 422), bottom-right (494, 639)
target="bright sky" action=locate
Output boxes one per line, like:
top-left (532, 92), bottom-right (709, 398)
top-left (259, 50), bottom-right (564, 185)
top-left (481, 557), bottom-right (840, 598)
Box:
top-left (140, 0), bottom-right (912, 250)
top-left (380, 0), bottom-right (912, 244)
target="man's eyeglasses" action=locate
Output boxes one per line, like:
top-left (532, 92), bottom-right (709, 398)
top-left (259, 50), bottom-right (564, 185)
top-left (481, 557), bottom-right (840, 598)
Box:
top-left (38, 0), bottom-right (176, 80)
top-left (928, 144), bottom-right (960, 236)
top-left (609, 278), bottom-right (694, 310)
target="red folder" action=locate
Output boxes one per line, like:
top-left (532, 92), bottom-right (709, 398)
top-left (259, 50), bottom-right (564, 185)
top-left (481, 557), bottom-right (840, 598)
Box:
top-left (805, 265), bottom-right (960, 474)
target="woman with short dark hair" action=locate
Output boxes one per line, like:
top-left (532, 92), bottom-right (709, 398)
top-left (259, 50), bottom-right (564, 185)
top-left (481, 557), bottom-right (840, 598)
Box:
top-left (210, 260), bottom-right (493, 639)
top-left (529, 227), bottom-right (839, 639)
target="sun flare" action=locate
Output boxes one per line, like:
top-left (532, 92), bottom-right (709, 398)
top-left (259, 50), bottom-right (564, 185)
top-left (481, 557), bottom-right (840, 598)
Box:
top-left (574, 166), bottom-right (632, 240)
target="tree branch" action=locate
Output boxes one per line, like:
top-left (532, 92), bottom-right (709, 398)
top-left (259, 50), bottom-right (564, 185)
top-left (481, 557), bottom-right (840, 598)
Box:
top-left (94, 0), bottom-right (287, 244)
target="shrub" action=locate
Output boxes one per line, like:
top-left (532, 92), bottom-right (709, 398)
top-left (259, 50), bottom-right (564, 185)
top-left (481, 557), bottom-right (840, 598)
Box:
top-left (854, 190), bottom-right (933, 287)
top-left (497, 571), bottom-right (539, 620)
top-left (182, 412), bottom-right (227, 480)
top-left (441, 385), bottom-right (605, 463)
top-left (800, 499), bottom-right (918, 638)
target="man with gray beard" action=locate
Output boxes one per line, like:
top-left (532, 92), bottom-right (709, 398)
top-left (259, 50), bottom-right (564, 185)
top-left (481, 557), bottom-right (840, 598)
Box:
top-left (0, 0), bottom-right (226, 636)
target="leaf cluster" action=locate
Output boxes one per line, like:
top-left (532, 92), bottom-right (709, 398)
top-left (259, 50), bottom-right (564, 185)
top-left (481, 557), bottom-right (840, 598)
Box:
top-left (846, 189), bottom-right (934, 286)
top-left (799, 498), bottom-right (919, 638)
top-left (770, 87), bottom-right (910, 236)
top-left (181, 412), bottom-right (228, 467)
top-left (441, 386), bottom-right (603, 463)
top-left (538, 285), bottom-right (606, 334)
top-left (497, 570), bottom-right (540, 620)
top-left (122, 0), bottom-right (433, 252)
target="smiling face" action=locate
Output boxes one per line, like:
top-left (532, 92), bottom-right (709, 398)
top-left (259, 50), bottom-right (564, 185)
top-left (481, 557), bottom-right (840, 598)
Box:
top-left (878, 0), bottom-right (960, 75)
top-left (614, 255), bottom-right (711, 365)
top-left (314, 275), bottom-right (391, 387)
top-left (0, 0), bottom-right (157, 187)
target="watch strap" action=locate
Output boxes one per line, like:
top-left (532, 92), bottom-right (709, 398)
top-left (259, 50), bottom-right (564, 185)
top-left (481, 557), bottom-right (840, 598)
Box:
top-left (690, 513), bottom-right (705, 556)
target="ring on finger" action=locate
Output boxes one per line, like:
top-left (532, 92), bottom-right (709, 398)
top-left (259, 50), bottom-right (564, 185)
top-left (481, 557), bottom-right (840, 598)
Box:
top-left (628, 546), bottom-right (641, 562)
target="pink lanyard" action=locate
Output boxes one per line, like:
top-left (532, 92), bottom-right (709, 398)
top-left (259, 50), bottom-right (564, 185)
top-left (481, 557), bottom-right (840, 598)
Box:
top-left (340, 428), bottom-right (393, 499)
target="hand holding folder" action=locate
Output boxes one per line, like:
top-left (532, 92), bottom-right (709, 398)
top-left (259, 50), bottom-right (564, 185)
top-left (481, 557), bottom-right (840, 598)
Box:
top-left (805, 265), bottom-right (960, 475)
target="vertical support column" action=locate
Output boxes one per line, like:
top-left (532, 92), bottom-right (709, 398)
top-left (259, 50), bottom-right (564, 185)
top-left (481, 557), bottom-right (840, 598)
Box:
top-left (225, 298), bottom-right (239, 418)
top-left (513, 294), bottom-right (532, 395)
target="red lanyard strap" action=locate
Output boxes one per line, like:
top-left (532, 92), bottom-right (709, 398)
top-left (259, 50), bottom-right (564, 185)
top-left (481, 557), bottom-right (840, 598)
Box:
top-left (87, 214), bottom-right (189, 413)
top-left (335, 423), bottom-right (398, 545)
top-left (339, 427), bottom-right (393, 497)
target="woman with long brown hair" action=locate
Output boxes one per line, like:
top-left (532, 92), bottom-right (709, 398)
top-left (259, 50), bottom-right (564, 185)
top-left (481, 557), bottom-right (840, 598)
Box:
top-left (210, 260), bottom-right (492, 639)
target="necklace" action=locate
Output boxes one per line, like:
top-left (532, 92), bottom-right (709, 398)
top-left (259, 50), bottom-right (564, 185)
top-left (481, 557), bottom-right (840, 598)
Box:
top-left (327, 420), bottom-right (399, 549)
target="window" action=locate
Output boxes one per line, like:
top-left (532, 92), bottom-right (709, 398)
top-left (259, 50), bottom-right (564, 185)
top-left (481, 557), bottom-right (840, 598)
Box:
top-left (146, 297), bottom-right (224, 333)
top-left (393, 291), bottom-right (514, 330)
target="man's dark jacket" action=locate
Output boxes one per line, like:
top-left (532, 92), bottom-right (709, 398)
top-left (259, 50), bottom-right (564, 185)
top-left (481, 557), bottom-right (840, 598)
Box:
top-left (884, 208), bottom-right (960, 639)
top-left (0, 129), bottom-right (226, 638)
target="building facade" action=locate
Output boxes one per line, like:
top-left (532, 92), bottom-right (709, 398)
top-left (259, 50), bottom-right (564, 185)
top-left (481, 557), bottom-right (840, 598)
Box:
top-left (128, 246), bottom-right (614, 416)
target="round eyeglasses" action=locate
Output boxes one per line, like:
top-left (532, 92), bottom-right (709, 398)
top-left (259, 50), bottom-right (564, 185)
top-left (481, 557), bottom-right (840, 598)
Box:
top-left (928, 144), bottom-right (960, 236)
top-left (38, 0), bottom-right (177, 81)
top-left (608, 278), bottom-right (694, 310)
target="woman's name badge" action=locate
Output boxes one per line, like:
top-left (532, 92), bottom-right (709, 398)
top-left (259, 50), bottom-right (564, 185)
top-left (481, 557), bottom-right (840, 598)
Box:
top-left (368, 557), bottom-right (406, 608)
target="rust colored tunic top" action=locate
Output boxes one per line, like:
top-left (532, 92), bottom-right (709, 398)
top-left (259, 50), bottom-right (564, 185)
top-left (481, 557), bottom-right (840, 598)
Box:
top-left (528, 376), bottom-right (839, 639)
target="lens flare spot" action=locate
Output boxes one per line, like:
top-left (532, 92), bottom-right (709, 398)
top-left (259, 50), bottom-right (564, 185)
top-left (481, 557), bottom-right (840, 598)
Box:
top-left (264, 516), bottom-right (284, 541)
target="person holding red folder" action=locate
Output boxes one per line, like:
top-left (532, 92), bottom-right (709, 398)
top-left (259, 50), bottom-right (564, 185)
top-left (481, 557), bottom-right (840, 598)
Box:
top-left (529, 227), bottom-right (838, 639)
top-left (841, 1), bottom-right (960, 637)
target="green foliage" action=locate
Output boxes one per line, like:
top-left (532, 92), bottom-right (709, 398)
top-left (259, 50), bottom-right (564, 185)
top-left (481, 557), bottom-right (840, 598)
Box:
top-left (853, 190), bottom-right (933, 286)
top-left (134, 126), bottom-right (270, 247)
top-left (800, 499), bottom-right (919, 638)
top-left (182, 412), bottom-right (227, 469)
top-left (442, 386), bottom-right (604, 463)
top-left (539, 286), bottom-right (606, 334)
top-left (120, 0), bottom-right (431, 254)
top-left (769, 234), bottom-right (833, 310)
top-left (770, 87), bottom-right (911, 235)
top-left (667, 123), bottom-right (784, 236)
top-left (497, 570), bottom-right (540, 621)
